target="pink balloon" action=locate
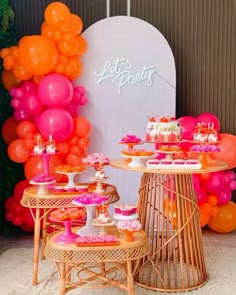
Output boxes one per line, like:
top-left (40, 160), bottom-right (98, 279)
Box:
top-left (22, 92), bottom-right (44, 115)
top-left (177, 116), bottom-right (197, 140)
top-left (38, 74), bottom-right (73, 108)
top-left (228, 180), bottom-right (236, 191)
top-left (203, 172), bottom-right (225, 193)
top-left (21, 81), bottom-right (37, 93)
top-left (38, 108), bottom-right (73, 142)
top-left (224, 171), bottom-right (236, 184)
top-left (218, 188), bottom-right (232, 205)
top-left (14, 108), bottom-right (32, 122)
top-left (13, 87), bottom-right (25, 99)
top-left (196, 189), bottom-right (207, 205)
top-left (197, 113), bottom-right (220, 132)
top-left (192, 174), bottom-right (201, 193)
top-left (11, 97), bottom-right (22, 109)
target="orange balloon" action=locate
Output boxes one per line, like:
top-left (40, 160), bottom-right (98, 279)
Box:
top-left (44, 2), bottom-right (71, 28)
top-left (78, 137), bottom-right (90, 148)
top-left (207, 195), bottom-right (218, 206)
top-left (2, 70), bottom-right (21, 90)
top-left (9, 46), bottom-right (19, 59)
top-left (69, 14), bottom-right (83, 34)
top-left (16, 120), bottom-right (38, 139)
top-left (66, 153), bottom-right (84, 166)
top-left (200, 212), bottom-right (210, 228)
top-left (1, 116), bottom-right (18, 144)
top-left (74, 117), bottom-right (92, 137)
top-left (200, 202), bottom-right (212, 215)
top-left (24, 154), bottom-right (63, 182)
top-left (3, 54), bottom-right (15, 70)
top-left (0, 47), bottom-right (10, 58)
top-left (8, 139), bottom-right (30, 163)
top-left (18, 35), bottom-right (58, 76)
top-left (13, 62), bottom-right (32, 81)
top-left (208, 201), bottom-right (236, 233)
top-left (76, 35), bottom-right (87, 55)
top-left (57, 142), bottom-right (70, 154)
top-left (65, 57), bottom-right (82, 79)
top-left (211, 133), bottom-right (236, 169)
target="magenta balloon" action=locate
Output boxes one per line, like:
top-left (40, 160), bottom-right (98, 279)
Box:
top-left (22, 92), bottom-right (44, 115)
top-left (197, 113), bottom-right (220, 132)
top-left (11, 97), bottom-right (21, 109)
top-left (192, 174), bottom-right (201, 193)
top-left (218, 188), bottom-right (232, 205)
top-left (21, 81), bottom-right (37, 93)
top-left (38, 74), bottom-right (73, 108)
top-left (224, 171), bottom-right (236, 184)
top-left (14, 108), bottom-right (32, 122)
top-left (203, 172), bottom-right (225, 193)
top-left (177, 116), bottom-right (197, 140)
top-left (196, 189), bottom-right (207, 205)
top-left (38, 108), bottom-right (73, 142)
top-left (228, 180), bottom-right (236, 191)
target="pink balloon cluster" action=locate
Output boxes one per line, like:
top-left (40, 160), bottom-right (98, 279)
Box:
top-left (9, 73), bottom-right (88, 142)
top-left (193, 170), bottom-right (236, 230)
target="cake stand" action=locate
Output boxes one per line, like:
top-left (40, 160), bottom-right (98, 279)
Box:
top-left (119, 142), bottom-right (144, 151)
top-left (121, 155), bottom-right (154, 167)
top-left (72, 202), bottom-right (100, 236)
top-left (29, 180), bottom-right (56, 195)
top-left (32, 152), bottom-right (58, 176)
top-left (118, 228), bottom-right (140, 242)
top-left (55, 171), bottom-right (84, 189)
top-left (92, 219), bottom-right (116, 235)
top-left (49, 217), bottom-right (79, 244)
top-left (90, 176), bottom-right (109, 193)
top-left (155, 149), bottom-right (183, 160)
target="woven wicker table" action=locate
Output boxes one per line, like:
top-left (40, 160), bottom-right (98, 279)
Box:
top-left (110, 158), bottom-right (228, 292)
top-left (21, 183), bottom-right (120, 285)
top-left (44, 227), bottom-right (149, 295)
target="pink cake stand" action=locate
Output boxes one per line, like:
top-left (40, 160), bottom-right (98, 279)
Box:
top-left (50, 218), bottom-right (79, 244)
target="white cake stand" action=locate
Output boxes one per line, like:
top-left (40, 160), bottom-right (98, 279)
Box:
top-left (121, 155), bottom-right (154, 167)
top-left (90, 176), bottom-right (109, 193)
top-left (29, 180), bottom-right (56, 195)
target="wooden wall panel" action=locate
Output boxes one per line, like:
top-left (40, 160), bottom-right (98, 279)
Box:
top-left (10, 0), bottom-right (236, 134)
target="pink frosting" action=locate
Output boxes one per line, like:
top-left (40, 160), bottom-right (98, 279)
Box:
top-left (31, 173), bottom-right (54, 183)
top-left (82, 153), bottom-right (109, 166)
top-left (76, 235), bottom-right (118, 244)
top-left (73, 193), bottom-right (109, 205)
top-left (190, 144), bottom-right (220, 152)
top-left (117, 220), bottom-right (141, 231)
top-left (120, 134), bottom-right (141, 143)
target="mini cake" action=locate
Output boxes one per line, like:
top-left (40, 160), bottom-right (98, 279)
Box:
top-left (73, 193), bottom-right (109, 206)
top-left (145, 116), bottom-right (181, 142)
top-left (33, 135), bottom-right (45, 154)
top-left (45, 135), bottom-right (57, 154)
top-left (120, 134), bottom-right (142, 144)
top-left (95, 169), bottom-right (105, 180)
top-left (97, 204), bottom-right (109, 224)
top-left (193, 123), bottom-right (218, 142)
top-left (31, 173), bottom-right (54, 183)
top-left (76, 185), bottom-right (89, 193)
top-left (55, 164), bottom-right (86, 173)
top-left (82, 153), bottom-right (109, 166)
top-left (50, 207), bottom-right (86, 221)
top-left (117, 220), bottom-right (141, 231)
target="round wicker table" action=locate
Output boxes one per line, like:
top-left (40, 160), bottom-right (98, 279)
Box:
top-left (44, 227), bottom-right (149, 295)
top-left (110, 158), bottom-right (228, 292)
top-left (21, 183), bottom-right (120, 286)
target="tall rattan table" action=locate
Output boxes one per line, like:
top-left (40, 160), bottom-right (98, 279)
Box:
top-left (44, 227), bottom-right (149, 295)
top-left (110, 158), bottom-right (227, 292)
top-left (21, 183), bottom-right (120, 285)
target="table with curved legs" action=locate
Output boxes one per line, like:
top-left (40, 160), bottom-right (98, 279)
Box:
top-left (110, 158), bottom-right (227, 292)
top-left (21, 183), bottom-right (120, 285)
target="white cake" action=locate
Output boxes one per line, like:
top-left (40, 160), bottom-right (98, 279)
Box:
top-left (145, 116), bottom-right (181, 142)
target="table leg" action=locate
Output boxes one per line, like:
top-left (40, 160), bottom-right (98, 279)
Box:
top-left (59, 262), bottom-right (66, 295)
top-left (32, 208), bottom-right (41, 285)
top-left (127, 260), bottom-right (135, 295)
top-left (41, 208), bottom-right (49, 259)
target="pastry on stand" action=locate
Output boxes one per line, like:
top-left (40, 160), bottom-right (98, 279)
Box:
top-left (29, 174), bottom-right (55, 195)
top-left (92, 203), bottom-right (115, 235)
top-left (117, 220), bottom-right (142, 242)
top-left (72, 193), bottom-right (109, 236)
top-left (119, 134), bottom-right (143, 150)
top-left (49, 207), bottom-right (86, 244)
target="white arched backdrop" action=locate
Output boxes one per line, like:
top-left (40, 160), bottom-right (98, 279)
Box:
top-left (76, 16), bottom-right (176, 205)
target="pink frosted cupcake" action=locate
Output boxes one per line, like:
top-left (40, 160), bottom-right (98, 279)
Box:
top-left (76, 185), bottom-right (89, 193)
top-left (129, 205), bottom-right (137, 214)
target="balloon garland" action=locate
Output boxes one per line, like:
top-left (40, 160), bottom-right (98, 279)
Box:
top-left (0, 2), bottom-right (91, 232)
top-left (178, 113), bottom-right (236, 233)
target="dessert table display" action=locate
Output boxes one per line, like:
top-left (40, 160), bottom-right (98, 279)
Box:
top-left (44, 227), bottom-right (149, 295)
top-left (21, 182), bottom-right (120, 285)
top-left (110, 158), bottom-right (228, 292)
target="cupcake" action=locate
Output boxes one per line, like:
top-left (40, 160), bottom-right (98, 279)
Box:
top-left (76, 185), bottom-right (89, 193)
top-left (114, 204), bottom-right (123, 214)
top-left (120, 206), bottom-right (132, 216)
top-left (173, 159), bottom-right (185, 165)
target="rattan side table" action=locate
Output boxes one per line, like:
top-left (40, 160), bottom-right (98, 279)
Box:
top-left (44, 227), bottom-right (149, 295)
top-left (110, 158), bottom-right (227, 292)
top-left (21, 183), bottom-right (120, 285)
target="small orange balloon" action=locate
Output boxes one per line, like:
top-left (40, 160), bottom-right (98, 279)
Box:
top-left (208, 201), bottom-right (236, 233)
top-left (74, 116), bottom-right (92, 137)
top-left (207, 194), bottom-right (218, 206)
top-left (16, 120), bottom-right (38, 139)
top-left (8, 139), bottom-right (30, 163)
top-left (44, 2), bottom-right (71, 28)
top-left (13, 62), bottom-right (32, 81)
top-left (200, 202), bottom-right (212, 215)
top-left (1, 70), bottom-right (21, 90)
top-left (1, 116), bottom-right (18, 144)
top-left (200, 212), bottom-right (210, 228)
